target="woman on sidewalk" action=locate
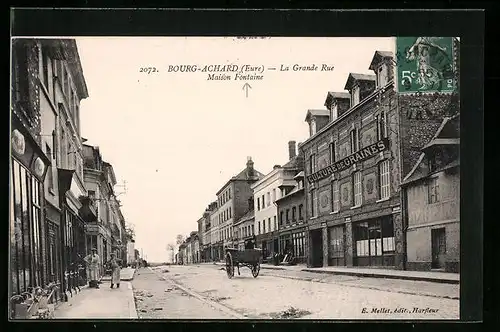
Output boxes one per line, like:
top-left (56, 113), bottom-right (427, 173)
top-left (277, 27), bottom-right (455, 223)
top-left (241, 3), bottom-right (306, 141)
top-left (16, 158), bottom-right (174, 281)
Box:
top-left (109, 253), bottom-right (121, 289)
top-left (84, 248), bottom-right (100, 289)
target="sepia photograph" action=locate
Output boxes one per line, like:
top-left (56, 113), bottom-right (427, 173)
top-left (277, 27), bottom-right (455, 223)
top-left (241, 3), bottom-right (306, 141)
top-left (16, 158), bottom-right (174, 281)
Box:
top-left (10, 13), bottom-right (471, 321)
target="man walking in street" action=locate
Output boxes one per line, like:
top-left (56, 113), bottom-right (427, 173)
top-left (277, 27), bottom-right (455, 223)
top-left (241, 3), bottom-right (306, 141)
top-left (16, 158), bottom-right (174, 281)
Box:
top-left (84, 248), bottom-right (101, 289)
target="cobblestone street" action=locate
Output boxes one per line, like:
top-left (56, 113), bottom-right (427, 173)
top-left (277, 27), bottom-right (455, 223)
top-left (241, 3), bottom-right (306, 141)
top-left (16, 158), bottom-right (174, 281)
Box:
top-left (132, 265), bottom-right (459, 320)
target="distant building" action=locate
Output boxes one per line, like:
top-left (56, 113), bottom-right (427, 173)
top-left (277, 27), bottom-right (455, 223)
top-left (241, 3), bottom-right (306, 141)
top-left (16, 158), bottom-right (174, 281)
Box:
top-left (252, 141), bottom-right (303, 259)
top-left (402, 114), bottom-right (460, 273)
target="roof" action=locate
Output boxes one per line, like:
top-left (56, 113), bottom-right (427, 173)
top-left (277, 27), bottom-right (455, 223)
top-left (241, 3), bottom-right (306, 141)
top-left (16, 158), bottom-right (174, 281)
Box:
top-left (275, 187), bottom-right (305, 204)
top-left (402, 115), bottom-right (460, 185)
top-left (282, 154), bottom-right (304, 169)
top-left (234, 208), bottom-right (255, 226)
top-left (294, 171), bottom-right (304, 179)
top-left (344, 73), bottom-right (376, 91)
top-left (216, 166), bottom-right (264, 195)
top-left (324, 91), bottom-right (351, 107)
top-left (305, 109), bottom-right (330, 122)
top-left (369, 51), bottom-right (395, 70)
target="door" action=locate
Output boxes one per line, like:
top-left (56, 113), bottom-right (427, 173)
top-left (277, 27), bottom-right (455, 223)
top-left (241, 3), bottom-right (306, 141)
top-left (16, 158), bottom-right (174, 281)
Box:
top-left (431, 228), bottom-right (446, 269)
top-left (273, 238), bottom-right (279, 253)
top-left (311, 229), bottom-right (323, 267)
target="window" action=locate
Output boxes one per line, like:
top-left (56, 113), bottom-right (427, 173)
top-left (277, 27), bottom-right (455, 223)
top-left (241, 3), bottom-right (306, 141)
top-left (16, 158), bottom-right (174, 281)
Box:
top-left (268, 218), bottom-right (271, 231)
top-left (353, 172), bottom-right (362, 206)
top-left (377, 111), bottom-right (387, 140)
top-left (274, 216), bottom-right (277, 230)
top-left (350, 128), bottom-right (359, 153)
top-left (251, 225), bottom-right (254, 235)
top-left (298, 204), bottom-right (304, 220)
top-left (46, 145), bottom-right (54, 192)
top-left (331, 180), bottom-right (340, 212)
top-left (228, 188), bottom-right (231, 199)
top-left (262, 195), bottom-right (265, 208)
top-left (292, 232), bottom-right (305, 257)
top-left (258, 221), bottom-right (261, 234)
top-left (311, 189), bottom-right (318, 217)
top-left (256, 197), bottom-right (260, 211)
top-left (428, 178), bottom-right (440, 204)
top-left (262, 220), bottom-right (266, 233)
top-left (351, 85), bottom-right (360, 106)
top-left (266, 192), bottom-right (271, 207)
top-left (272, 189), bottom-right (276, 202)
top-left (309, 154), bottom-right (316, 173)
top-left (381, 217), bottom-right (395, 253)
top-left (354, 222), bottom-right (369, 257)
top-left (330, 103), bottom-right (338, 121)
top-left (379, 160), bottom-right (391, 199)
top-left (280, 211), bottom-right (284, 226)
top-left (377, 65), bottom-right (388, 87)
top-left (286, 209), bottom-right (290, 223)
top-left (10, 160), bottom-right (45, 296)
top-left (229, 207), bottom-right (231, 219)
top-left (329, 142), bottom-right (336, 164)
top-left (292, 206), bottom-right (297, 221)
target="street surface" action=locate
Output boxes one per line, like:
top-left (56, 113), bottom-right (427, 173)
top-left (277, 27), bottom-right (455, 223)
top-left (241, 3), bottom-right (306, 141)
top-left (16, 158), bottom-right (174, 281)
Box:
top-left (132, 264), bottom-right (459, 320)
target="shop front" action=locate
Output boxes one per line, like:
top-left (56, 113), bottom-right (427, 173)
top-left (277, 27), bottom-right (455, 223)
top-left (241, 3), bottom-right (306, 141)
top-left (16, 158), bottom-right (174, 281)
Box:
top-left (352, 215), bottom-right (396, 267)
top-left (278, 227), bottom-right (307, 264)
top-left (10, 126), bottom-right (50, 298)
top-left (328, 224), bottom-right (346, 266)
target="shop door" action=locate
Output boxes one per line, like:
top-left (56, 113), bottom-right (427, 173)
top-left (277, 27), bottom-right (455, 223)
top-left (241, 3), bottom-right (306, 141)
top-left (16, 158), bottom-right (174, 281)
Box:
top-left (368, 225), bottom-right (383, 266)
top-left (431, 228), bottom-right (446, 269)
top-left (311, 229), bottom-right (323, 267)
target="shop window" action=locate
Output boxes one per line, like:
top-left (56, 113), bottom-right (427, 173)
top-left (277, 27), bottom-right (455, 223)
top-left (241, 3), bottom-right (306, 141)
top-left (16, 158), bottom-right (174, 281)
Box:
top-left (428, 178), bottom-right (440, 204)
top-left (10, 160), bottom-right (44, 296)
top-left (354, 222), bottom-right (369, 257)
top-left (381, 217), bottom-right (395, 253)
top-left (353, 172), bottom-right (362, 206)
top-left (379, 160), bottom-right (391, 199)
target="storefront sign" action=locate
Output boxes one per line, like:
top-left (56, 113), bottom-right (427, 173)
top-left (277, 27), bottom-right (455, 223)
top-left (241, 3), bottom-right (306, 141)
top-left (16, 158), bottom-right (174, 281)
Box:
top-left (307, 138), bottom-right (389, 183)
top-left (395, 37), bottom-right (457, 94)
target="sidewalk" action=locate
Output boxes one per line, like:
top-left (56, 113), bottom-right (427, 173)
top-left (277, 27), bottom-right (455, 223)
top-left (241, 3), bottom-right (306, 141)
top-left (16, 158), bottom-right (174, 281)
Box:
top-left (204, 262), bottom-right (459, 284)
top-left (101, 267), bottom-right (136, 282)
top-left (54, 281), bottom-right (137, 319)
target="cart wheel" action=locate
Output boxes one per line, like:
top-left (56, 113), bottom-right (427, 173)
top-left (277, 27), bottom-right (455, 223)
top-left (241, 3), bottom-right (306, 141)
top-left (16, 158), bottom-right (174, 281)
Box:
top-left (225, 252), bottom-right (234, 279)
top-left (251, 263), bottom-right (260, 278)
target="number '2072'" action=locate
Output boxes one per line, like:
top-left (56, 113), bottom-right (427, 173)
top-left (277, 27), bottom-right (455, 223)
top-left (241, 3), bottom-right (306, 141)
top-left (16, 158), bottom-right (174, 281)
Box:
top-left (139, 67), bottom-right (158, 74)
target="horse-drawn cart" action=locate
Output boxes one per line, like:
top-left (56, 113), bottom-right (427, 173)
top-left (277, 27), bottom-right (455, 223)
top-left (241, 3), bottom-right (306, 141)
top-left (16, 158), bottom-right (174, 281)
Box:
top-left (224, 247), bottom-right (262, 279)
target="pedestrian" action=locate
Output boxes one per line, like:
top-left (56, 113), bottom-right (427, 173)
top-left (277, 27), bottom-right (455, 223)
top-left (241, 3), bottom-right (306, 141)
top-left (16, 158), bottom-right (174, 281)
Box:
top-left (109, 252), bottom-right (121, 289)
top-left (84, 248), bottom-right (100, 289)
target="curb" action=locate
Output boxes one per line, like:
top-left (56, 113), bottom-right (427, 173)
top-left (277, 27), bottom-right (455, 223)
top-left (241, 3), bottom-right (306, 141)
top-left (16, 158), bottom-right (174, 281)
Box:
top-left (300, 269), bottom-right (459, 285)
top-left (126, 282), bottom-right (138, 319)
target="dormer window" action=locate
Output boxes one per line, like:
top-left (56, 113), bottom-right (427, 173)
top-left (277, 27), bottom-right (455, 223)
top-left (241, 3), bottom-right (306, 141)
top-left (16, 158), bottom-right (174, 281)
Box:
top-left (377, 64), bottom-right (388, 87)
top-left (330, 102), bottom-right (338, 121)
top-left (310, 119), bottom-right (317, 136)
top-left (350, 85), bottom-right (360, 106)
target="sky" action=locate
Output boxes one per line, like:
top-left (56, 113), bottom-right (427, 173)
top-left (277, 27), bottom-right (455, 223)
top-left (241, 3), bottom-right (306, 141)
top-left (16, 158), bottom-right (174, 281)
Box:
top-left (76, 37), bottom-right (395, 262)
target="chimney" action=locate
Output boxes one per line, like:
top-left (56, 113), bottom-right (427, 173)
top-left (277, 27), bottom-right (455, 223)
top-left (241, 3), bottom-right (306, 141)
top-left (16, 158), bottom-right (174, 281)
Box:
top-left (288, 141), bottom-right (297, 160)
top-left (246, 156), bottom-right (254, 177)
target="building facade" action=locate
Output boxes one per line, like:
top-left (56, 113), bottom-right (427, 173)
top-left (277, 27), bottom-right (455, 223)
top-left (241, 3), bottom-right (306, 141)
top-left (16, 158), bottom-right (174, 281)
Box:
top-left (215, 157), bottom-right (263, 250)
top-left (252, 142), bottom-right (303, 259)
top-left (301, 52), bottom-right (404, 269)
top-left (10, 38), bottom-right (92, 310)
top-left (402, 115), bottom-right (460, 273)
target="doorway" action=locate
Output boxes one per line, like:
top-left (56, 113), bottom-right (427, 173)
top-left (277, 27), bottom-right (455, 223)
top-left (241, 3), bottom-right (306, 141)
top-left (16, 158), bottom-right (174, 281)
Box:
top-left (310, 229), bottom-right (323, 267)
top-left (431, 228), bottom-right (446, 269)
top-left (273, 238), bottom-right (279, 254)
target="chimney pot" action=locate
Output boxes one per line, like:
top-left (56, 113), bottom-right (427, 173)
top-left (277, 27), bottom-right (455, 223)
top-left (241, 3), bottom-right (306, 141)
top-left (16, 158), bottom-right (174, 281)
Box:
top-left (288, 141), bottom-right (297, 160)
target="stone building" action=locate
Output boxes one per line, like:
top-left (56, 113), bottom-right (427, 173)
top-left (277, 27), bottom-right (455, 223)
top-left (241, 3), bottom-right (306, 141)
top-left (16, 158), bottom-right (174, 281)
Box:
top-left (215, 157), bottom-right (263, 250)
top-left (234, 199), bottom-right (255, 250)
top-left (275, 146), bottom-right (306, 263)
top-left (402, 114), bottom-right (460, 273)
top-left (10, 38), bottom-right (92, 307)
top-left (208, 202), bottom-right (222, 261)
top-left (301, 48), bottom-right (459, 269)
top-left (253, 141), bottom-right (304, 260)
